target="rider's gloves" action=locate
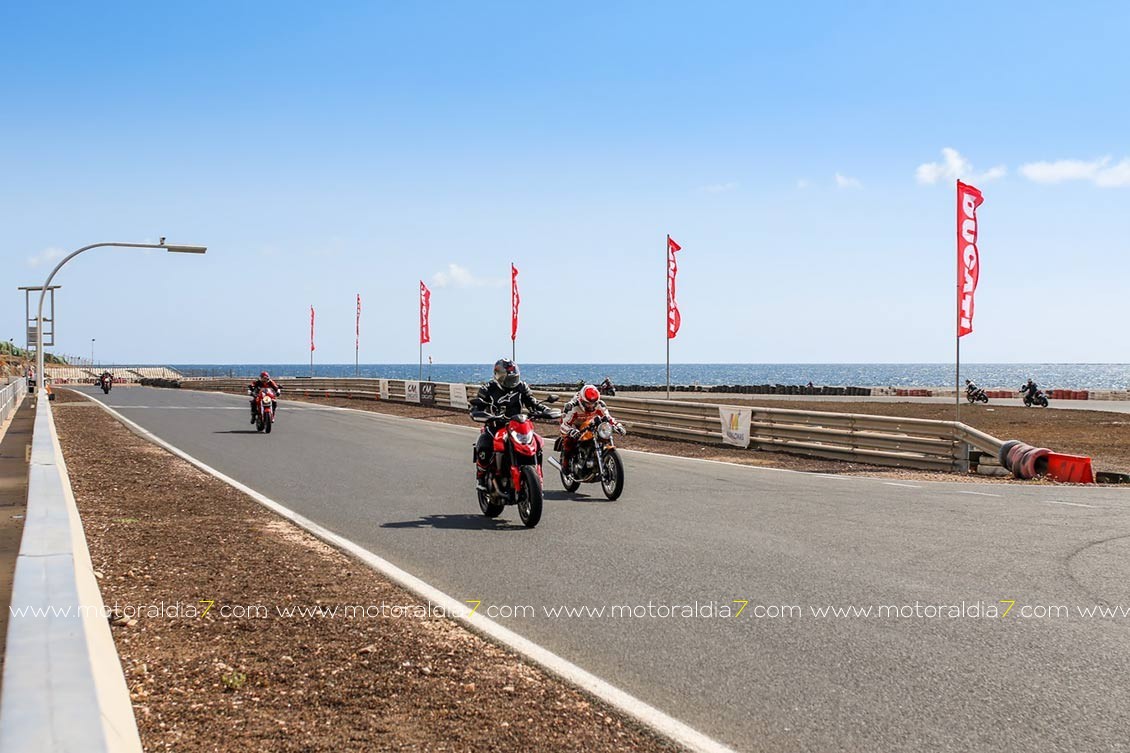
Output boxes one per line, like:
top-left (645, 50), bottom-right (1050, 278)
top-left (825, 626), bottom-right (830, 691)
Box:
top-left (614, 423), bottom-right (627, 436)
top-left (568, 426), bottom-right (581, 439)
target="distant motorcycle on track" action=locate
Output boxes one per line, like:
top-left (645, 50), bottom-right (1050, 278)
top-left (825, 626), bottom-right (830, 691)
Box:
top-left (250, 387), bottom-right (278, 433)
top-left (547, 413), bottom-right (626, 500)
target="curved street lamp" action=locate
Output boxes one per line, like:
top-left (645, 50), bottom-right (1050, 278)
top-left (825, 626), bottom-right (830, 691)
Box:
top-left (35, 241), bottom-right (207, 394)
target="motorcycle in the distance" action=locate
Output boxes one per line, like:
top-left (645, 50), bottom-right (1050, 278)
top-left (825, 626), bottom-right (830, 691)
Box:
top-left (471, 395), bottom-right (560, 528)
top-left (547, 413), bottom-right (626, 500)
top-left (598, 377), bottom-right (616, 397)
top-left (99, 373), bottom-right (113, 395)
top-left (1021, 385), bottom-right (1050, 408)
top-left (965, 385), bottom-right (989, 404)
top-left (250, 387), bottom-right (278, 433)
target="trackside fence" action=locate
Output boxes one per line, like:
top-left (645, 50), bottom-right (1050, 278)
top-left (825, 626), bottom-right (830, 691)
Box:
top-left (176, 377), bottom-right (1008, 473)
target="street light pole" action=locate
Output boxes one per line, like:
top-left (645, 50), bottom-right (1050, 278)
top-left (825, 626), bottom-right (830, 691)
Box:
top-left (91, 338), bottom-right (95, 369)
top-left (36, 241), bottom-right (206, 394)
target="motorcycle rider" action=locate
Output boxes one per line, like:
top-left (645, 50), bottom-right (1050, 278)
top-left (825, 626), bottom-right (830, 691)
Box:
top-left (599, 376), bottom-right (616, 395)
top-left (470, 358), bottom-right (550, 492)
top-left (559, 384), bottom-right (626, 469)
top-left (1022, 378), bottom-right (1039, 403)
top-left (965, 378), bottom-right (978, 396)
top-left (248, 371), bottom-right (282, 423)
top-left (99, 370), bottom-right (113, 390)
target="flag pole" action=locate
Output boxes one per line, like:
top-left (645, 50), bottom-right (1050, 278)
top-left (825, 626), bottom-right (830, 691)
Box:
top-left (665, 234), bottom-right (671, 400)
top-left (954, 182), bottom-right (961, 423)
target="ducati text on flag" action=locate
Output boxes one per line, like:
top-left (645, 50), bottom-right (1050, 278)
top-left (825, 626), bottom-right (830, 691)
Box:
top-left (956, 181), bottom-right (983, 338)
top-left (667, 235), bottom-right (682, 339)
top-left (419, 281), bottom-right (431, 344)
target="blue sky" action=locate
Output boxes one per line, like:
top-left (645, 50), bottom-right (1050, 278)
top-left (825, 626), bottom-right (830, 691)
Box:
top-left (2, 2), bottom-right (1128, 365)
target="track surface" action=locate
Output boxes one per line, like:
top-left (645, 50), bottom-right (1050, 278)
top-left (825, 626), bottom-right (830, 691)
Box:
top-left (74, 386), bottom-right (1130, 752)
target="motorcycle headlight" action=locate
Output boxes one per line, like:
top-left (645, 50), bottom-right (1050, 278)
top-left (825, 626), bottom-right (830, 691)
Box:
top-left (262, 395), bottom-right (272, 404)
top-left (597, 422), bottom-right (613, 440)
top-left (510, 429), bottom-right (534, 445)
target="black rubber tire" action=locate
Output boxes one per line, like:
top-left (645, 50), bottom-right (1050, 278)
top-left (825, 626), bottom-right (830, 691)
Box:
top-left (1013, 446), bottom-right (1039, 479)
top-left (600, 449), bottom-right (626, 501)
top-left (1007, 442), bottom-right (1032, 475)
top-left (477, 488), bottom-right (504, 518)
top-left (517, 466), bottom-right (543, 528)
top-left (998, 440), bottom-right (1022, 469)
top-left (256, 417), bottom-right (264, 432)
top-left (979, 393), bottom-right (989, 404)
top-left (264, 413), bottom-right (273, 434)
top-left (1038, 396), bottom-right (1049, 408)
top-left (560, 463), bottom-right (580, 493)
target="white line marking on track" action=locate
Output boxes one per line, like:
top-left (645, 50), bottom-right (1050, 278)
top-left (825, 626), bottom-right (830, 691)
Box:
top-left (1045, 500), bottom-right (1096, 508)
top-left (75, 391), bottom-right (737, 753)
top-left (884, 482), bottom-right (921, 489)
top-left (952, 491), bottom-right (1003, 497)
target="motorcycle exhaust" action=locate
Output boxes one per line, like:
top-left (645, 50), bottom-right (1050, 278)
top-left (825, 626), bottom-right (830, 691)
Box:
top-left (546, 457), bottom-right (563, 471)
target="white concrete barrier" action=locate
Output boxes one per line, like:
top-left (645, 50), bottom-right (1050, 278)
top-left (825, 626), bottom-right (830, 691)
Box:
top-left (0, 397), bottom-right (142, 753)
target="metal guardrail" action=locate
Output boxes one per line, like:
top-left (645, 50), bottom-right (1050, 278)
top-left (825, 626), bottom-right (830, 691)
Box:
top-left (180, 378), bottom-right (1006, 472)
top-left (0, 378), bottom-right (24, 426)
top-left (0, 395), bottom-right (143, 753)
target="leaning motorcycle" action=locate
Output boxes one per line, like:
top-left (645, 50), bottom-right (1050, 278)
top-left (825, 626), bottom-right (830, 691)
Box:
top-left (548, 414), bottom-right (626, 500)
top-left (1021, 386), bottom-right (1049, 408)
top-left (471, 398), bottom-right (560, 528)
top-left (965, 386), bottom-right (988, 404)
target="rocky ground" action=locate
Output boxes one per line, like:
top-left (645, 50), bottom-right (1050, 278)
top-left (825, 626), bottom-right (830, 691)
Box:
top-left (51, 390), bottom-right (676, 752)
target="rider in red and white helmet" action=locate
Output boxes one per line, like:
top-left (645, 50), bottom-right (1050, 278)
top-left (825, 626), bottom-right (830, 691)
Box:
top-left (559, 383), bottom-right (625, 463)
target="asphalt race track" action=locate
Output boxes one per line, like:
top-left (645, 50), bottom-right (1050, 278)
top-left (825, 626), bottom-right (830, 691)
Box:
top-left (72, 386), bottom-right (1130, 752)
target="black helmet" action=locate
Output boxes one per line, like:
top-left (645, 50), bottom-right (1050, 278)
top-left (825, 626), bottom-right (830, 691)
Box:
top-left (493, 358), bottom-right (520, 390)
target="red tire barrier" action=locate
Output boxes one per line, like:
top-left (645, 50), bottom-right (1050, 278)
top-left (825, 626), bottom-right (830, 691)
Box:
top-left (1020, 447), bottom-right (1051, 480)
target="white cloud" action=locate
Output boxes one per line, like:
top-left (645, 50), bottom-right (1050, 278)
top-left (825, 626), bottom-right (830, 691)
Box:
top-left (432, 263), bottom-right (504, 288)
top-left (915, 147), bottom-right (1006, 185)
top-left (26, 247), bottom-right (64, 268)
top-left (835, 173), bottom-right (862, 189)
top-left (796, 178), bottom-right (810, 189)
top-left (700, 181), bottom-right (738, 194)
top-left (1019, 156), bottom-right (1130, 187)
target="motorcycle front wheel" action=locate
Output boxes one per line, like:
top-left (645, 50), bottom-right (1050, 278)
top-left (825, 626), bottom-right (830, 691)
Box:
top-left (600, 449), bottom-right (625, 501)
top-left (478, 488), bottom-right (504, 518)
top-left (264, 413), bottom-right (273, 433)
top-left (256, 417), bottom-right (264, 432)
top-left (517, 466), bottom-right (543, 528)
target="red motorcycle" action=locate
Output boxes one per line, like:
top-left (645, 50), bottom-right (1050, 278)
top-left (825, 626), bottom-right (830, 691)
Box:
top-left (471, 398), bottom-right (560, 528)
top-left (250, 387), bottom-right (278, 433)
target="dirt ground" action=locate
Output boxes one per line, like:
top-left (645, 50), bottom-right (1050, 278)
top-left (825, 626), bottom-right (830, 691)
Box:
top-left (213, 389), bottom-right (1130, 482)
top-left (51, 391), bottom-right (676, 753)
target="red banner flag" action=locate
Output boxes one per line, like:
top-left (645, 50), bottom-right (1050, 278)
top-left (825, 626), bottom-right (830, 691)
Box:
top-left (667, 235), bottom-right (682, 339)
top-left (356, 294), bottom-right (361, 350)
top-left (419, 281), bottom-right (431, 344)
top-left (956, 181), bottom-right (983, 338)
top-left (310, 306), bottom-right (316, 352)
top-left (511, 263), bottom-right (520, 341)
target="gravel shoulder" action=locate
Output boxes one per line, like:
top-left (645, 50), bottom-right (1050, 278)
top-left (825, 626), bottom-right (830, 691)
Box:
top-left (51, 389), bottom-right (677, 752)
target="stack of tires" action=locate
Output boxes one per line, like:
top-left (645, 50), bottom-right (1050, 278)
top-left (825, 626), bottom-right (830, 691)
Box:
top-left (998, 440), bottom-right (1051, 480)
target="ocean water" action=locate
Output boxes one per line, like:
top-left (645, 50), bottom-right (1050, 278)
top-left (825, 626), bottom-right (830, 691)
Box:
top-left (169, 363), bottom-right (1130, 390)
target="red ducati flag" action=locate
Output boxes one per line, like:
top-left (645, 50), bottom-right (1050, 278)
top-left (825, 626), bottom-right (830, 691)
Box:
top-left (310, 306), bottom-right (316, 352)
top-left (667, 235), bottom-right (682, 339)
top-left (511, 263), bottom-right (520, 341)
top-left (356, 294), bottom-right (361, 350)
top-left (419, 281), bottom-right (431, 344)
top-left (956, 181), bottom-right (984, 338)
